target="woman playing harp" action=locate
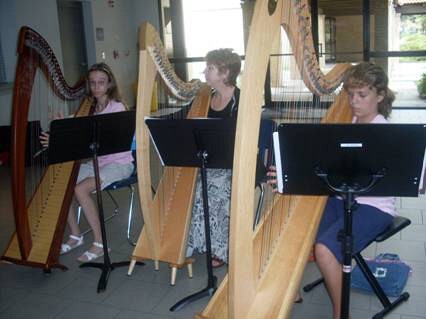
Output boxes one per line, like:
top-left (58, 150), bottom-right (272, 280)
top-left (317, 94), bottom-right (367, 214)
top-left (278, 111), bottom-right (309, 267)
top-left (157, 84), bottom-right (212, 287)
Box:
top-left (186, 48), bottom-right (241, 269)
top-left (1, 26), bottom-right (90, 271)
top-left (197, 0), bottom-right (353, 318)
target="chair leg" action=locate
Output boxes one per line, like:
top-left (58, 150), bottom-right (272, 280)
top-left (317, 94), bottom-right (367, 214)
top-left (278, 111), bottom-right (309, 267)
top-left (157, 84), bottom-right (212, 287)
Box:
top-left (77, 205), bottom-right (95, 236)
top-left (354, 253), bottom-right (410, 318)
top-left (76, 190), bottom-right (120, 236)
top-left (77, 206), bottom-right (82, 224)
top-left (126, 184), bottom-right (136, 246)
top-left (303, 277), bottom-right (324, 292)
top-left (105, 190), bottom-right (119, 217)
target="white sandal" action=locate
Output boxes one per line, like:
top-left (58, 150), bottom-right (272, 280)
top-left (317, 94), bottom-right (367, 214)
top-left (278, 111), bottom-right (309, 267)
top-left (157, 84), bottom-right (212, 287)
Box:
top-left (60, 235), bottom-right (84, 255)
top-left (77, 242), bottom-right (106, 262)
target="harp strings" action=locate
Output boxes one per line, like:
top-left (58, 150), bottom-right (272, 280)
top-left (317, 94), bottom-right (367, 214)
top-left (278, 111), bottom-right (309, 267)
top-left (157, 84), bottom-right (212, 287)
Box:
top-left (24, 37), bottom-right (84, 234)
top-left (255, 1), bottom-right (342, 278)
top-left (149, 66), bottom-right (198, 239)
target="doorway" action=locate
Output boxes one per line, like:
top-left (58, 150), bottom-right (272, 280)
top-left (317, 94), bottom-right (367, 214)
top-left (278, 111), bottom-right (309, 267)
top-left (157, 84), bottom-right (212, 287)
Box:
top-left (57, 0), bottom-right (88, 85)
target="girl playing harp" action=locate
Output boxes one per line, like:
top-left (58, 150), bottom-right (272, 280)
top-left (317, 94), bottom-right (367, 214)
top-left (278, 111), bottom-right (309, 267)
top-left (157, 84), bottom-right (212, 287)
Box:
top-left (268, 62), bottom-right (396, 319)
top-left (40, 63), bottom-right (134, 263)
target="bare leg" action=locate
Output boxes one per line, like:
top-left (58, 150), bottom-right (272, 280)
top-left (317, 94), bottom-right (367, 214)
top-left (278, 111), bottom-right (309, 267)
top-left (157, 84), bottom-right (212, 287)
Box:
top-left (60, 200), bottom-right (83, 249)
top-left (74, 177), bottom-right (103, 256)
top-left (315, 243), bottom-right (343, 319)
top-left (67, 200), bottom-right (81, 237)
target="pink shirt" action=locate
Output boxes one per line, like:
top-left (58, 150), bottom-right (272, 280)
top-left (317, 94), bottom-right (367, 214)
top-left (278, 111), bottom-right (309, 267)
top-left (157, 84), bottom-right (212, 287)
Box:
top-left (352, 114), bottom-right (397, 216)
top-left (95, 100), bottom-right (134, 167)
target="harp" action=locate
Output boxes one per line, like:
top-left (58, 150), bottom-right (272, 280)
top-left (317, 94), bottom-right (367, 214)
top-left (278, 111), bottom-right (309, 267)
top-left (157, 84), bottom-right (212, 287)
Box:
top-left (128, 23), bottom-right (211, 283)
top-left (1, 27), bottom-right (91, 271)
top-left (198, 0), bottom-right (353, 318)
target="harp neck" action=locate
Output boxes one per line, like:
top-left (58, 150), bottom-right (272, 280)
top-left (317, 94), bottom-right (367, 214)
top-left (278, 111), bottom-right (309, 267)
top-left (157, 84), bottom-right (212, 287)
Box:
top-left (139, 22), bottom-right (203, 101)
top-left (281, 0), bottom-right (351, 95)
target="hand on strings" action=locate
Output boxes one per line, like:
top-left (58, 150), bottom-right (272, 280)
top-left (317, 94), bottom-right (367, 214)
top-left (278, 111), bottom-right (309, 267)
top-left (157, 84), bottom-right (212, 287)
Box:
top-left (266, 165), bottom-right (278, 192)
top-left (39, 131), bottom-right (50, 148)
top-left (39, 112), bottom-right (64, 149)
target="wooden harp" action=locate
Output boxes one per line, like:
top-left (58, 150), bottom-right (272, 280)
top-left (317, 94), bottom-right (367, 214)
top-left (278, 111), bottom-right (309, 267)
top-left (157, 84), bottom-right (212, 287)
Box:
top-left (198, 0), bottom-right (353, 318)
top-left (128, 23), bottom-right (211, 283)
top-left (1, 27), bottom-right (92, 271)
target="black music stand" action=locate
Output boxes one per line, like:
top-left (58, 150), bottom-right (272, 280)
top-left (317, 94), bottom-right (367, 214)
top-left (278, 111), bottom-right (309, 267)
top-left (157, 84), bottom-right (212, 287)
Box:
top-left (144, 117), bottom-right (236, 312)
top-left (48, 110), bottom-right (143, 293)
top-left (273, 123), bottom-right (426, 319)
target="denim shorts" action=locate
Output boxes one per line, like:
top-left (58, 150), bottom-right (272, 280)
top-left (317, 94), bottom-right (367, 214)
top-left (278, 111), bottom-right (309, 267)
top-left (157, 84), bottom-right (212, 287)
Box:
top-left (77, 161), bottom-right (134, 190)
top-left (316, 197), bottom-right (394, 263)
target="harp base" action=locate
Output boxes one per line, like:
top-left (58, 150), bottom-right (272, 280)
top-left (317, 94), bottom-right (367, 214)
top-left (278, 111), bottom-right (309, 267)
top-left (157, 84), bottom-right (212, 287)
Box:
top-left (0, 256), bottom-right (68, 273)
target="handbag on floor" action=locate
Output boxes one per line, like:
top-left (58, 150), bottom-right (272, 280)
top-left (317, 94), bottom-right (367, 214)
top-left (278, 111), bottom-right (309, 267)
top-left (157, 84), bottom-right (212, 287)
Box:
top-left (351, 253), bottom-right (412, 297)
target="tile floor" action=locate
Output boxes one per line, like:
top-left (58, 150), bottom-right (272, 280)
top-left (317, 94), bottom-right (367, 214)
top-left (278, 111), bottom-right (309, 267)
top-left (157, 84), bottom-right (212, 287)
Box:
top-left (1, 107), bottom-right (425, 319)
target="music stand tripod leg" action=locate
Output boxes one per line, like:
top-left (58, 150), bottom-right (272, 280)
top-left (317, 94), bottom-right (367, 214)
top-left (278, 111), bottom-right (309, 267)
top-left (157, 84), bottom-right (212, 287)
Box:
top-left (170, 150), bottom-right (217, 311)
top-left (79, 147), bottom-right (144, 293)
top-left (340, 191), bottom-right (356, 319)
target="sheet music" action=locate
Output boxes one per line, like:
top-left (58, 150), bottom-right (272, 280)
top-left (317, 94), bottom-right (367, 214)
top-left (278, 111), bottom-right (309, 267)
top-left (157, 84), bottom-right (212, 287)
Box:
top-left (273, 131), bottom-right (284, 193)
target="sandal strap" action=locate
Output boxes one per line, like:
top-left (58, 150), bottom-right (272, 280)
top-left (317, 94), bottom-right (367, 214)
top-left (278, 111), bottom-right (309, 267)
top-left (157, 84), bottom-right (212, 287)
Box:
top-left (70, 234), bottom-right (83, 242)
top-left (83, 251), bottom-right (100, 261)
top-left (61, 243), bottom-right (72, 251)
top-left (83, 251), bottom-right (98, 260)
top-left (93, 242), bottom-right (103, 248)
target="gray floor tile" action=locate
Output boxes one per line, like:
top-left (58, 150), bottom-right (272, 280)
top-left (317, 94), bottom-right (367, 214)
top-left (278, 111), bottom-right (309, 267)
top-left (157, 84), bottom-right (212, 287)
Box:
top-left (102, 279), bottom-right (170, 312)
top-left (55, 269), bottom-right (127, 304)
top-left (406, 261), bottom-right (426, 288)
top-left (400, 196), bottom-right (426, 210)
top-left (402, 225), bottom-right (426, 241)
top-left (397, 209), bottom-right (423, 225)
top-left (0, 292), bottom-right (71, 319)
top-left (54, 301), bottom-right (121, 319)
top-left (377, 240), bottom-right (426, 262)
top-left (113, 309), bottom-right (176, 319)
top-left (0, 286), bottom-right (33, 313)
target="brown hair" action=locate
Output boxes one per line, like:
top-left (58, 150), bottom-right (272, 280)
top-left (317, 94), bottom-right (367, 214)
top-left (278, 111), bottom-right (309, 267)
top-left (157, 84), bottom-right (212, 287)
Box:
top-left (343, 62), bottom-right (394, 118)
top-left (205, 48), bottom-right (241, 86)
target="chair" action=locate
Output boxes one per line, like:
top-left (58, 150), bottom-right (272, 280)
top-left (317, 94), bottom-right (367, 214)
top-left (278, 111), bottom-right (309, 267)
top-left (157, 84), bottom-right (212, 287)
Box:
top-left (303, 216), bottom-right (411, 319)
top-left (77, 151), bottom-right (139, 246)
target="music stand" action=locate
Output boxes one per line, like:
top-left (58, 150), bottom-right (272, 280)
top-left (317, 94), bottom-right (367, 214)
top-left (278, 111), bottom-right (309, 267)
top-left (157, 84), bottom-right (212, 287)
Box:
top-left (273, 123), bottom-right (426, 319)
top-left (144, 117), bottom-right (236, 312)
top-left (48, 110), bottom-right (143, 292)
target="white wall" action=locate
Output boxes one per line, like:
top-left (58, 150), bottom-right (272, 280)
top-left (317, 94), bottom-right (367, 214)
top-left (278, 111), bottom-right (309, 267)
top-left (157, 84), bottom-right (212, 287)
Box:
top-left (84, 0), bottom-right (160, 106)
top-left (0, 0), bottom-right (161, 125)
top-left (0, 0), bottom-right (63, 126)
